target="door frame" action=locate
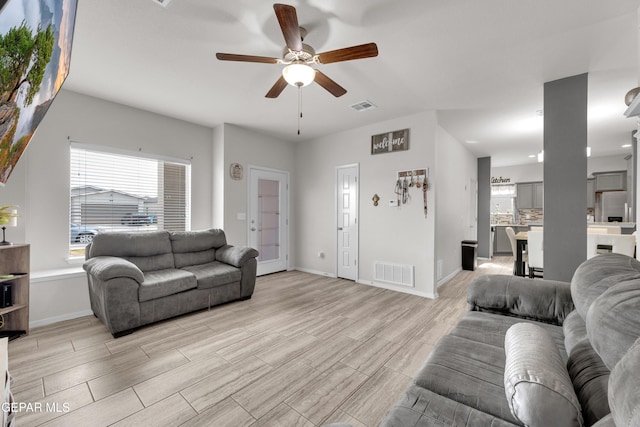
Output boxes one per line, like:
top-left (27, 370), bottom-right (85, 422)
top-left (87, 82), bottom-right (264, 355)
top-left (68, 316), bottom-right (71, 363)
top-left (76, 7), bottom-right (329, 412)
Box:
top-left (335, 163), bottom-right (360, 281)
top-left (247, 165), bottom-right (290, 275)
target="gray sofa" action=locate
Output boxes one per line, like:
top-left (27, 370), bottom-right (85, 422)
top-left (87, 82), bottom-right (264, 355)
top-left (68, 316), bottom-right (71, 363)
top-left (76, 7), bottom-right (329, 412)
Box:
top-left (381, 252), bottom-right (640, 427)
top-left (83, 229), bottom-right (258, 338)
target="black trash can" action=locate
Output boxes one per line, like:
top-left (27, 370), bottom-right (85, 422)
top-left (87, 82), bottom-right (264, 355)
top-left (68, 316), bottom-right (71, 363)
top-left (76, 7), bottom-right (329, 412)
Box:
top-left (461, 240), bottom-right (478, 271)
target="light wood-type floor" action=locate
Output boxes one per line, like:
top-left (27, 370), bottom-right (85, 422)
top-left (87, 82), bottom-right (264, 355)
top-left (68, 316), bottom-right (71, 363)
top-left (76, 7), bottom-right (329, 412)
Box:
top-left (8, 257), bottom-right (512, 427)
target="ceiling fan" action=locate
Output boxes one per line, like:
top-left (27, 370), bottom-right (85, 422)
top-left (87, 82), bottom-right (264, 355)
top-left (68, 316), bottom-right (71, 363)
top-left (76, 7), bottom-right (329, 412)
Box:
top-left (216, 3), bottom-right (379, 99)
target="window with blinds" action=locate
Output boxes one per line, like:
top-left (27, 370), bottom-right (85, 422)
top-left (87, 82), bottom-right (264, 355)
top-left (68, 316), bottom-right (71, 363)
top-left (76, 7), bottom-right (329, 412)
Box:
top-left (69, 144), bottom-right (191, 256)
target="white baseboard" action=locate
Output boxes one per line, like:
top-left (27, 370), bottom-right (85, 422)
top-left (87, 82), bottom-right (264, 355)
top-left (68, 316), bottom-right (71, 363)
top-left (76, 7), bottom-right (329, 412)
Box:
top-left (30, 309), bottom-right (94, 329)
top-left (293, 267), bottom-right (337, 278)
top-left (437, 267), bottom-right (461, 288)
top-left (356, 279), bottom-right (437, 299)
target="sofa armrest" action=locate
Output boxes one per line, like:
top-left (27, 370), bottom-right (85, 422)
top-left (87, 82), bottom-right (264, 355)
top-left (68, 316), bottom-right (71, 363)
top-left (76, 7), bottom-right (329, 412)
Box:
top-left (83, 256), bottom-right (144, 283)
top-left (216, 245), bottom-right (259, 268)
top-left (467, 274), bottom-right (574, 326)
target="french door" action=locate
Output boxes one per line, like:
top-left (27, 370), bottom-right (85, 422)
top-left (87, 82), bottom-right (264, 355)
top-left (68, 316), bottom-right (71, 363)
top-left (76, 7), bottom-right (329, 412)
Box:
top-left (248, 167), bottom-right (289, 276)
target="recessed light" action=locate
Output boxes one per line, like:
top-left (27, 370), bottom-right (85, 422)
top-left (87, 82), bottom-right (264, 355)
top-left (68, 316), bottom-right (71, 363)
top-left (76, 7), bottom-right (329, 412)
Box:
top-left (528, 154), bottom-right (536, 158)
top-left (466, 140), bottom-right (478, 144)
top-left (622, 144), bottom-right (632, 148)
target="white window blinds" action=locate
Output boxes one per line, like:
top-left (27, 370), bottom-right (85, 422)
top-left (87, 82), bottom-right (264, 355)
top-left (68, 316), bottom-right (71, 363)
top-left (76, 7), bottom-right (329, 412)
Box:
top-left (69, 144), bottom-right (191, 255)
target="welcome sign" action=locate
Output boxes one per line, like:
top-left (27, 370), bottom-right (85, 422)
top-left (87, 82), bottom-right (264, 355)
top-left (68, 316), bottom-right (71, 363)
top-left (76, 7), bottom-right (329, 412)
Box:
top-left (371, 128), bottom-right (409, 155)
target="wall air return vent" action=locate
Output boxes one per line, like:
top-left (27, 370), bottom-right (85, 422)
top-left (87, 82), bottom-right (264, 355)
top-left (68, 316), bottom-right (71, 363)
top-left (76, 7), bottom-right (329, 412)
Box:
top-left (350, 100), bottom-right (377, 112)
top-left (152, 0), bottom-right (172, 7)
top-left (374, 262), bottom-right (414, 288)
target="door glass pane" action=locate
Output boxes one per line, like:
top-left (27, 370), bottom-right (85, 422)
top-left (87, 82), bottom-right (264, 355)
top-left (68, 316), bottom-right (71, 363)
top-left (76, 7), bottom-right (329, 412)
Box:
top-left (258, 179), bottom-right (280, 262)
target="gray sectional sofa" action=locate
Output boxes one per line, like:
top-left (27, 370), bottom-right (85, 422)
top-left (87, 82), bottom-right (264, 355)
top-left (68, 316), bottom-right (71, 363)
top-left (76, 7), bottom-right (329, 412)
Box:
top-left (83, 229), bottom-right (258, 337)
top-left (381, 252), bottom-right (640, 427)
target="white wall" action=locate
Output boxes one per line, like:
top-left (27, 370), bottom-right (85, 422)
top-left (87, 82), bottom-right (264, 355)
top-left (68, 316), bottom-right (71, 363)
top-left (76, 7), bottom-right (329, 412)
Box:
top-left (435, 125), bottom-right (478, 284)
top-left (218, 124), bottom-right (296, 265)
top-left (294, 111), bottom-right (441, 298)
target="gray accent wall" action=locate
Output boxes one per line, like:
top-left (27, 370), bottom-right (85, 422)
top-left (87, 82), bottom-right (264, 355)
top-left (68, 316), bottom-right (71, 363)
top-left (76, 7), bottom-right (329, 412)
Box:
top-left (478, 157), bottom-right (492, 258)
top-left (543, 73), bottom-right (588, 282)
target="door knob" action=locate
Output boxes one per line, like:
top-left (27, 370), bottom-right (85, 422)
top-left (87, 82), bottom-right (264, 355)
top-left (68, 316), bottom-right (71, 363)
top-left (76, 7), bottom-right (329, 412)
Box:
top-left (251, 227), bottom-right (256, 231)
top-left (338, 227), bottom-right (343, 230)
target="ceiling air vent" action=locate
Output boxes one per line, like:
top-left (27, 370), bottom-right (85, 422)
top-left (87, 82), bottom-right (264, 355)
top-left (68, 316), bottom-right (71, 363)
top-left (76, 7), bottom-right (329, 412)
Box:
top-left (350, 100), bottom-right (377, 112)
top-left (152, 0), bottom-right (172, 7)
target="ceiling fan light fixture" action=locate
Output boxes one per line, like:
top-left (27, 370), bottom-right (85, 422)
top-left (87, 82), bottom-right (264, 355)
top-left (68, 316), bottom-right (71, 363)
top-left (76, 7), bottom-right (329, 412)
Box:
top-left (282, 63), bottom-right (315, 87)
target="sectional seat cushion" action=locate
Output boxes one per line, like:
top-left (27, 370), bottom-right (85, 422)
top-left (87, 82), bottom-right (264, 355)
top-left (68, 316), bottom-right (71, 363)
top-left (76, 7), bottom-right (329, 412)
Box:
top-left (138, 268), bottom-right (197, 302)
top-left (571, 253), bottom-right (640, 320)
top-left (181, 261), bottom-right (241, 289)
top-left (381, 384), bottom-right (519, 427)
top-left (449, 311), bottom-right (567, 358)
top-left (414, 334), bottom-right (518, 424)
top-left (586, 278), bottom-right (640, 370)
top-left (608, 337), bottom-right (640, 427)
top-left (503, 323), bottom-right (583, 427)
top-left (567, 340), bottom-right (610, 426)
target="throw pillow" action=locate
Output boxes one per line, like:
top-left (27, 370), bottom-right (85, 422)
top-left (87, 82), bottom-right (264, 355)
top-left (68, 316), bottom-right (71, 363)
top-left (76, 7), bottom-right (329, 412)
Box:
top-left (504, 322), bottom-right (583, 427)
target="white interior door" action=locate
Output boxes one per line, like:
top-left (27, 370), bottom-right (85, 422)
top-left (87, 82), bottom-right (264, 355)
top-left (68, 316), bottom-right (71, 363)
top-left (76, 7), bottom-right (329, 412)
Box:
top-left (249, 167), bottom-right (289, 276)
top-left (337, 164), bottom-right (359, 280)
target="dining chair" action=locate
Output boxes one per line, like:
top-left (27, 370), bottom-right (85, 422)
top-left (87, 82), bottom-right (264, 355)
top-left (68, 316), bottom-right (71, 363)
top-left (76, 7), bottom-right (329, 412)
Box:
top-left (587, 227), bottom-right (608, 234)
top-left (527, 230), bottom-right (543, 278)
top-left (505, 226), bottom-right (526, 275)
top-left (586, 234), bottom-right (636, 259)
top-left (588, 225), bottom-right (622, 234)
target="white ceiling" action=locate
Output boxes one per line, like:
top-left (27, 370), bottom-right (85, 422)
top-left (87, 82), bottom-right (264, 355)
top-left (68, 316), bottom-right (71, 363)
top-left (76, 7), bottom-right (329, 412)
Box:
top-left (65, 0), bottom-right (640, 167)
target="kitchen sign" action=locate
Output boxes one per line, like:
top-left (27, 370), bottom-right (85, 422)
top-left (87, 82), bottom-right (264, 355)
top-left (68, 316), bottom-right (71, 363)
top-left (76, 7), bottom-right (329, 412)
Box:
top-left (371, 128), bottom-right (409, 155)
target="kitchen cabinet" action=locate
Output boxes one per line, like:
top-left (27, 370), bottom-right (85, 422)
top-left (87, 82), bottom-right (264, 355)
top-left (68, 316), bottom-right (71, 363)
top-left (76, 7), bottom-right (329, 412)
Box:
top-left (587, 178), bottom-right (595, 209)
top-left (493, 225), bottom-right (528, 255)
top-left (516, 182), bottom-right (543, 209)
top-left (594, 171), bottom-right (626, 192)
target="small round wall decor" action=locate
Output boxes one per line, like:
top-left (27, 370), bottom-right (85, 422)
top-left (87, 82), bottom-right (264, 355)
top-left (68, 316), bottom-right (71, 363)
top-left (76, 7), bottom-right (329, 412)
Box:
top-left (229, 163), bottom-right (243, 180)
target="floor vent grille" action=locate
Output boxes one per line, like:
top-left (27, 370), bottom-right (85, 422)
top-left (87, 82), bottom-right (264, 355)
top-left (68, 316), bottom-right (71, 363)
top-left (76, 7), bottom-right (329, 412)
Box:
top-left (374, 262), bottom-right (414, 287)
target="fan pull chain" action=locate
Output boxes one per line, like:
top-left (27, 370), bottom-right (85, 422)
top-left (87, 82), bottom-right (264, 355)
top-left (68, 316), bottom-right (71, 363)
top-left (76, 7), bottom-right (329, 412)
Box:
top-left (297, 84), bottom-right (302, 135)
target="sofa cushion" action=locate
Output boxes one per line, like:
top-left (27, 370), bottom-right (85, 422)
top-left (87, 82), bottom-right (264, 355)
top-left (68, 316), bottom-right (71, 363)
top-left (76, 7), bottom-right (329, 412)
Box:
top-left (138, 269), bottom-right (197, 302)
top-left (414, 334), bottom-right (518, 424)
top-left (503, 323), bottom-right (583, 427)
top-left (380, 384), bottom-right (519, 427)
top-left (170, 229), bottom-right (226, 268)
top-left (586, 277), bottom-right (640, 370)
top-left (174, 249), bottom-right (216, 269)
top-left (608, 337), bottom-right (640, 427)
top-left (88, 231), bottom-right (175, 272)
top-left (563, 310), bottom-right (588, 357)
top-left (181, 261), bottom-right (241, 289)
top-left (170, 229), bottom-right (227, 252)
top-left (567, 340), bottom-right (610, 427)
top-left (571, 253), bottom-right (640, 321)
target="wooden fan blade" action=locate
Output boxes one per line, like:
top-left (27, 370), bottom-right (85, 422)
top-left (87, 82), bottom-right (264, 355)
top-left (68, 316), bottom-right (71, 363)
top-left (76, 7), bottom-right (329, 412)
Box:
top-left (216, 53), bottom-right (279, 64)
top-left (274, 4), bottom-right (302, 52)
top-left (317, 43), bottom-right (378, 64)
top-left (266, 76), bottom-right (288, 98)
top-left (314, 70), bottom-right (347, 97)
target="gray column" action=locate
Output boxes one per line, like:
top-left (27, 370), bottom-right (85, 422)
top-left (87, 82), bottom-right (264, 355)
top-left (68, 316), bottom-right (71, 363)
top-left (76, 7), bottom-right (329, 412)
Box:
top-left (543, 73), bottom-right (588, 281)
top-left (477, 157), bottom-right (492, 258)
